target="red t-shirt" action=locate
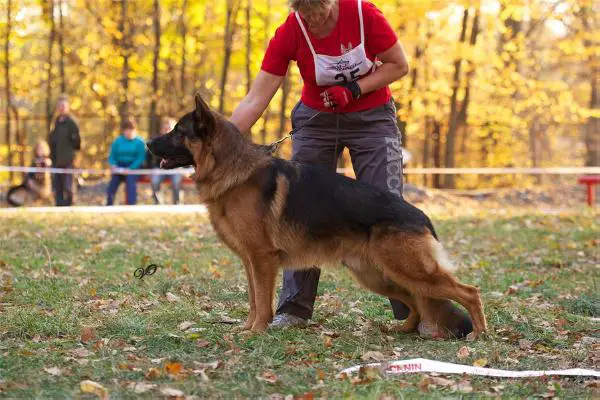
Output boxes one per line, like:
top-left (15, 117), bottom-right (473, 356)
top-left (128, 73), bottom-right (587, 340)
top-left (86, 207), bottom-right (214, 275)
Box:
top-left (261, 0), bottom-right (398, 113)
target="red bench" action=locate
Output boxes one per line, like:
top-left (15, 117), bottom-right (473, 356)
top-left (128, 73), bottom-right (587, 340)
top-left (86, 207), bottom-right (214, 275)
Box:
top-left (578, 175), bottom-right (600, 206)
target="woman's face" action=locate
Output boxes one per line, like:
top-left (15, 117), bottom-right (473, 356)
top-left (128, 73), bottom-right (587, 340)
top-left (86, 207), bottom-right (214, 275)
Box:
top-left (298, 2), bottom-right (336, 27)
top-left (124, 128), bottom-right (136, 139)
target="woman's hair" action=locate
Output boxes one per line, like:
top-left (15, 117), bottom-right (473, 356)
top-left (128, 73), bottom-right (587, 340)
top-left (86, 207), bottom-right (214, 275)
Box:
top-left (34, 140), bottom-right (51, 157)
top-left (121, 117), bottom-right (137, 131)
top-left (289, 0), bottom-right (335, 11)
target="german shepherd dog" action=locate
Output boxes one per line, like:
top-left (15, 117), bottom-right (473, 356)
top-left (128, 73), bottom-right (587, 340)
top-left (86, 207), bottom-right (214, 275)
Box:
top-left (147, 94), bottom-right (487, 339)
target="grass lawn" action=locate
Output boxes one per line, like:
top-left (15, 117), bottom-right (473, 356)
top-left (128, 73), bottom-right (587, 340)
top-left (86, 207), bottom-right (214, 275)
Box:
top-left (0, 206), bottom-right (598, 399)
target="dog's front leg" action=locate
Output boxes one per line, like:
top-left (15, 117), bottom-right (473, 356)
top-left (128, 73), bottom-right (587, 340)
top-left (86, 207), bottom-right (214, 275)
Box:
top-left (248, 255), bottom-right (278, 332)
top-left (241, 257), bottom-right (256, 330)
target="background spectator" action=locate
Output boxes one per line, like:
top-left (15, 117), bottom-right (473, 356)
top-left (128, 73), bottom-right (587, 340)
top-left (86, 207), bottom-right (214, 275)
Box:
top-left (106, 117), bottom-right (146, 205)
top-left (48, 94), bottom-right (80, 206)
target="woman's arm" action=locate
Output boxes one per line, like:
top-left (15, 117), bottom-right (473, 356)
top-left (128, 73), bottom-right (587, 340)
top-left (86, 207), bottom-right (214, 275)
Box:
top-left (230, 70), bottom-right (285, 134)
top-left (357, 41), bottom-right (409, 95)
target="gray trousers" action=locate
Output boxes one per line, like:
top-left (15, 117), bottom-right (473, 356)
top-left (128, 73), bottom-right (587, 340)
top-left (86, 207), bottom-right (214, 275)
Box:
top-left (275, 100), bottom-right (410, 320)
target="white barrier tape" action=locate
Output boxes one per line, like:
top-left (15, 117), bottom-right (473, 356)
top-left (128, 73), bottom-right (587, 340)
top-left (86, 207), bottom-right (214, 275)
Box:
top-left (339, 358), bottom-right (600, 379)
top-left (0, 166), bottom-right (195, 175)
top-left (1, 165), bottom-right (599, 176)
top-left (1, 205), bottom-right (208, 214)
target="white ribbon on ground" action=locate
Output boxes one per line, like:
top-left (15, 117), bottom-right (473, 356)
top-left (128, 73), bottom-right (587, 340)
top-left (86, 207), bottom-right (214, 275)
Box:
top-left (339, 358), bottom-right (600, 378)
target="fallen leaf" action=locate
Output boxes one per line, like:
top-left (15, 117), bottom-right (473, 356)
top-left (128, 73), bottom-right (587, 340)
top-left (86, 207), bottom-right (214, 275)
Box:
top-left (80, 380), bottom-right (108, 400)
top-left (418, 377), bottom-right (432, 393)
top-left (257, 370), bottom-right (278, 384)
top-left (80, 326), bottom-right (96, 343)
top-left (457, 346), bottom-right (470, 360)
top-left (361, 351), bottom-right (385, 361)
top-left (519, 339), bottom-right (532, 350)
top-left (164, 362), bottom-right (183, 376)
top-left (178, 321), bottom-right (195, 331)
top-left (429, 376), bottom-right (453, 386)
top-left (71, 347), bottom-right (94, 358)
top-left (456, 379), bottom-right (473, 393)
top-left (44, 367), bottom-right (62, 376)
top-left (160, 387), bottom-right (185, 398)
top-left (473, 358), bottom-right (488, 367)
top-left (216, 315), bottom-right (241, 324)
top-left (128, 381), bottom-right (157, 394)
top-left (196, 339), bottom-right (211, 348)
top-left (145, 367), bottom-right (161, 379)
top-left (166, 292), bottom-right (180, 303)
top-left (584, 380), bottom-right (599, 389)
top-left (323, 336), bottom-right (333, 348)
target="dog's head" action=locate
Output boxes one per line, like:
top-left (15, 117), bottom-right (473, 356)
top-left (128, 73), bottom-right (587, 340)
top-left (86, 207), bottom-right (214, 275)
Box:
top-left (147, 93), bottom-right (216, 170)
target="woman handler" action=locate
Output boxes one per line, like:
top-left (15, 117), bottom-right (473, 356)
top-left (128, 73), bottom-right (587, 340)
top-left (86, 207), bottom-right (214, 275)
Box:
top-left (230, 0), bottom-right (472, 338)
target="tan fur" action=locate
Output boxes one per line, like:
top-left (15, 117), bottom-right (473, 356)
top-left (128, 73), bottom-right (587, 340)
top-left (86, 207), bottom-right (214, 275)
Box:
top-left (187, 107), bottom-right (487, 338)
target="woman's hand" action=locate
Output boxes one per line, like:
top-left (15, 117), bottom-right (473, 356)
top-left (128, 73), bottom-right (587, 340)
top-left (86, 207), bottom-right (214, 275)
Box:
top-left (230, 70), bottom-right (285, 134)
top-left (320, 85), bottom-right (353, 110)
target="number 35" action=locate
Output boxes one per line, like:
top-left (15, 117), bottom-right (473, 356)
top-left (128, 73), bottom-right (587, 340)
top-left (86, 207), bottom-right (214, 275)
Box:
top-left (334, 68), bottom-right (361, 83)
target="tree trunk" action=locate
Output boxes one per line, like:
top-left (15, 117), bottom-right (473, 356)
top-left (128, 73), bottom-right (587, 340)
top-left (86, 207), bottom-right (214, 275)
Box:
top-left (422, 117), bottom-right (431, 187)
top-left (5, 0), bottom-right (12, 181)
top-left (46, 0), bottom-right (56, 133)
top-left (180, 0), bottom-right (188, 108)
top-left (404, 43), bottom-right (423, 150)
top-left (119, 0), bottom-right (130, 122)
top-left (218, 0), bottom-right (241, 114)
top-left (149, 0), bottom-right (161, 139)
top-left (586, 66), bottom-right (599, 166)
top-left (457, 9), bottom-right (480, 158)
top-left (58, 0), bottom-right (66, 93)
top-left (432, 120), bottom-right (442, 189)
top-left (443, 9), bottom-right (469, 189)
top-left (245, 0), bottom-right (252, 94)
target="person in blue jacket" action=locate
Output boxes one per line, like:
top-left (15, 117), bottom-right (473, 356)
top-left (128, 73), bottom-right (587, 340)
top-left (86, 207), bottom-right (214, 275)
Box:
top-left (106, 117), bottom-right (146, 205)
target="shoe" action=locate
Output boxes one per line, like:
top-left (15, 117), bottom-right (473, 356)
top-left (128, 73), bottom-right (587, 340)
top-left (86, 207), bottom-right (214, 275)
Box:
top-left (268, 313), bottom-right (308, 329)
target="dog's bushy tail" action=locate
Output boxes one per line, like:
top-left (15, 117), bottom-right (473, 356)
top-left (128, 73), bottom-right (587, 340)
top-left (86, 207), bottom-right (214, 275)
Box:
top-left (428, 234), bottom-right (457, 273)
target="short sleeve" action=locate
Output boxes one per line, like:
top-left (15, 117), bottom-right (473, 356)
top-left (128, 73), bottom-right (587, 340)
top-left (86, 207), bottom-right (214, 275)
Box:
top-left (363, 1), bottom-right (398, 55)
top-left (260, 14), bottom-right (298, 76)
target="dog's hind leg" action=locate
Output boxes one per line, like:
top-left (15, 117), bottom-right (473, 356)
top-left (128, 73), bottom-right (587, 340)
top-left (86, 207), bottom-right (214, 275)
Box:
top-left (371, 231), bottom-right (487, 338)
top-left (345, 261), bottom-right (420, 333)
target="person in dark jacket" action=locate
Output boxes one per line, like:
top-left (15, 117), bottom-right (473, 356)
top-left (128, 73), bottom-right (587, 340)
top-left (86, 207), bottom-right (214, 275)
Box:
top-left (48, 95), bottom-right (81, 206)
top-left (106, 117), bottom-right (146, 205)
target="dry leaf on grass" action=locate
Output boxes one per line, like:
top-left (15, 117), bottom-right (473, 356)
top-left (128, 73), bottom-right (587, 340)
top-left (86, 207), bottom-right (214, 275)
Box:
top-left (257, 371), bottom-right (278, 384)
top-left (160, 387), bottom-right (185, 398)
top-left (80, 380), bottom-right (108, 400)
top-left (361, 351), bottom-right (386, 361)
top-left (80, 326), bottom-right (96, 343)
top-left (166, 292), bottom-right (181, 303)
top-left (44, 367), bottom-right (62, 376)
top-left (457, 346), bottom-right (470, 360)
top-left (164, 362), bottom-right (183, 376)
top-left (178, 321), bottom-right (195, 331)
top-left (127, 381), bottom-right (157, 394)
top-left (473, 358), bottom-right (488, 367)
top-left (145, 367), bottom-right (161, 379)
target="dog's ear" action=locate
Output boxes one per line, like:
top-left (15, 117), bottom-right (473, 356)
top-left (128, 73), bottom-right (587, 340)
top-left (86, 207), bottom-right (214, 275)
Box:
top-left (194, 92), bottom-right (215, 136)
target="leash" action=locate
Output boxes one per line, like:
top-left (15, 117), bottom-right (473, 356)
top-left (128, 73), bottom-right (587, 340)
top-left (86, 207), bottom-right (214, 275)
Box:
top-left (264, 109), bottom-right (324, 154)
